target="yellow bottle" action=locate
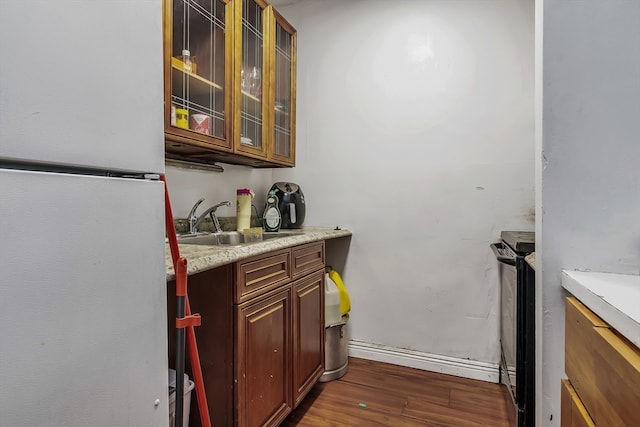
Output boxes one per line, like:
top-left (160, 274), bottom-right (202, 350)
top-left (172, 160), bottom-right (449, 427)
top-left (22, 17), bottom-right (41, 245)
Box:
top-left (328, 268), bottom-right (351, 316)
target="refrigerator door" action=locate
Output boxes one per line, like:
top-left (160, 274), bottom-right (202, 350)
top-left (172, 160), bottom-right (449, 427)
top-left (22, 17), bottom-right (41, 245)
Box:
top-left (0, 169), bottom-right (168, 427)
top-left (0, 0), bottom-right (164, 174)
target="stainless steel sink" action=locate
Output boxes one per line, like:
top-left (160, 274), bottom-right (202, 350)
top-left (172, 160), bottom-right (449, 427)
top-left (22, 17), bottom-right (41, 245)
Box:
top-left (176, 231), bottom-right (302, 246)
top-left (216, 231), bottom-right (244, 245)
top-left (176, 231), bottom-right (242, 246)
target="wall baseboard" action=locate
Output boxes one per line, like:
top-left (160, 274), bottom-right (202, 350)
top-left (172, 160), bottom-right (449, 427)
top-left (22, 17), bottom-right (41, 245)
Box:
top-left (348, 340), bottom-right (500, 383)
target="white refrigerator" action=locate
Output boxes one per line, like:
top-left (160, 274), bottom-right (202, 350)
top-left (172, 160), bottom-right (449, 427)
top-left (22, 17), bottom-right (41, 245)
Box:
top-left (0, 1), bottom-right (169, 426)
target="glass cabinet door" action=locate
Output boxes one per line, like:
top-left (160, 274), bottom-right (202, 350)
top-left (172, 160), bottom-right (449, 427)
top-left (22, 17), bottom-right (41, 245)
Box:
top-left (164, 0), bottom-right (232, 150)
top-left (269, 10), bottom-right (296, 165)
top-left (234, 0), bottom-right (268, 158)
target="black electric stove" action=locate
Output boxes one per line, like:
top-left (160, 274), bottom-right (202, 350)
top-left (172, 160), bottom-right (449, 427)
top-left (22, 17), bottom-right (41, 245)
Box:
top-left (501, 231), bottom-right (535, 255)
top-left (490, 231), bottom-right (535, 427)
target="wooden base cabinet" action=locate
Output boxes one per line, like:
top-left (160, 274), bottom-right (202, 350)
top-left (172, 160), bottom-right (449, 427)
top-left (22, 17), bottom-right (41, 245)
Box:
top-left (237, 287), bottom-right (292, 427)
top-left (562, 297), bottom-right (640, 427)
top-left (292, 271), bottom-right (325, 408)
top-left (167, 265), bottom-right (235, 427)
top-left (561, 379), bottom-right (595, 427)
top-left (168, 241), bottom-right (325, 427)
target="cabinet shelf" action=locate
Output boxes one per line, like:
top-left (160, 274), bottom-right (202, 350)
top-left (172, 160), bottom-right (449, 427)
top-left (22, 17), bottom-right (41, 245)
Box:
top-left (171, 63), bottom-right (223, 95)
top-left (241, 90), bottom-right (261, 103)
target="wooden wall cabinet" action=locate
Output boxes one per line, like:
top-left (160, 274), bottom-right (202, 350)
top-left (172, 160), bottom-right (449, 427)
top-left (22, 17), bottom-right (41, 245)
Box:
top-left (561, 297), bottom-right (640, 427)
top-left (266, 8), bottom-right (296, 166)
top-left (163, 0), bottom-right (296, 168)
top-left (231, 0), bottom-right (297, 166)
top-left (169, 241), bottom-right (325, 427)
top-left (163, 0), bottom-right (234, 159)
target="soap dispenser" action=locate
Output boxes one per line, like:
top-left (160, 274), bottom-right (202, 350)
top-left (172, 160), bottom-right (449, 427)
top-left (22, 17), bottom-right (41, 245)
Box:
top-left (263, 190), bottom-right (281, 232)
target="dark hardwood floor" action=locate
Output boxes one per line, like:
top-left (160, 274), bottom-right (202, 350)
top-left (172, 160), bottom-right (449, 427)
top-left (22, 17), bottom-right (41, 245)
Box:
top-left (282, 357), bottom-right (514, 427)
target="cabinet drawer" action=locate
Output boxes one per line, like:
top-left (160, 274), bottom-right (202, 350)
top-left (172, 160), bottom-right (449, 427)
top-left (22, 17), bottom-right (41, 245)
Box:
top-left (591, 327), bottom-right (640, 426)
top-left (235, 248), bottom-right (291, 303)
top-left (565, 296), bottom-right (640, 426)
top-left (291, 241), bottom-right (325, 280)
top-left (561, 378), bottom-right (595, 427)
top-left (565, 297), bottom-right (608, 419)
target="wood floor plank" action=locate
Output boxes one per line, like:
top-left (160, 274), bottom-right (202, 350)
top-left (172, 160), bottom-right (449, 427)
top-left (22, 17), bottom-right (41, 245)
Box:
top-left (311, 380), bottom-right (408, 416)
top-left (283, 357), bottom-right (513, 427)
top-left (449, 388), bottom-right (511, 421)
top-left (284, 381), bottom-right (428, 426)
top-left (340, 359), bottom-right (452, 407)
top-left (403, 394), bottom-right (509, 427)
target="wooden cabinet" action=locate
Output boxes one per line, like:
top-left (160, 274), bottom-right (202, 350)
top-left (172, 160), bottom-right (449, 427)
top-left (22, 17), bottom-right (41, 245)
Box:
top-left (562, 297), bottom-right (640, 427)
top-left (236, 287), bottom-right (292, 427)
top-left (167, 265), bottom-right (235, 427)
top-left (561, 379), bottom-right (595, 427)
top-left (232, 0), bottom-right (297, 166)
top-left (267, 8), bottom-right (296, 166)
top-left (169, 241), bottom-right (325, 427)
top-left (291, 242), bottom-right (325, 280)
top-left (233, 0), bottom-right (269, 161)
top-left (235, 242), bottom-right (324, 426)
top-left (163, 0), bottom-right (297, 168)
top-left (292, 270), bottom-right (325, 407)
top-left (290, 241), bottom-right (326, 409)
top-left (235, 248), bottom-right (291, 303)
top-left (163, 0), bottom-right (234, 157)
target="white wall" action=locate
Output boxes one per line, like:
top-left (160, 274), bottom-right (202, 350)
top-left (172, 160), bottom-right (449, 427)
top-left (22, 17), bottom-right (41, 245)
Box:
top-left (536, 1), bottom-right (640, 424)
top-left (165, 163), bottom-right (273, 219)
top-left (272, 0), bottom-right (535, 375)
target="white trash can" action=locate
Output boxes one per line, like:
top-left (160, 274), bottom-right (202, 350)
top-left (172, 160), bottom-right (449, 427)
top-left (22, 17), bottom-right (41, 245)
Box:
top-left (319, 315), bottom-right (349, 382)
top-left (168, 369), bottom-right (195, 427)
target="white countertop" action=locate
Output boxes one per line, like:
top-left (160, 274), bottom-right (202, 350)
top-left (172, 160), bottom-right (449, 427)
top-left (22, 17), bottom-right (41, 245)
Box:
top-left (561, 270), bottom-right (640, 348)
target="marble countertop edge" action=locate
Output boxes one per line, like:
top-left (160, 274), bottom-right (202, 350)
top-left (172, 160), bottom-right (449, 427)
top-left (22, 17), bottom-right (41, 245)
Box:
top-left (525, 252), bottom-right (535, 270)
top-left (165, 226), bottom-right (352, 281)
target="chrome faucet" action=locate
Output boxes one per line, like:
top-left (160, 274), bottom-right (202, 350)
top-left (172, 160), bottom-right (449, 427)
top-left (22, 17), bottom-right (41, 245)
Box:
top-left (188, 198), bottom-right (205, 234)
top-left (188, 198), bottom-right (231, 234)
top-left (198, 201), bottom-right (232, 233)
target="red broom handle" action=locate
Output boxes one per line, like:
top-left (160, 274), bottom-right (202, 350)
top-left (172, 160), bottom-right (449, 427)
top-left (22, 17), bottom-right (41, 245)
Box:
top-left (162, 176), bottom-right (212, 427)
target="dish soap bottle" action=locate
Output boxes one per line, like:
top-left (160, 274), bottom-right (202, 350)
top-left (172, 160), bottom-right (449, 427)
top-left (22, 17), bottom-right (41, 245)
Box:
top-left (263, 190), bottom-right (281, 232)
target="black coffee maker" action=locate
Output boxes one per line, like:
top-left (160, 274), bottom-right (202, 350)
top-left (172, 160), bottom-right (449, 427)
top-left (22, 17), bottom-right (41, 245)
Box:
top-left (268, 182), bottom-right (306, 229)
